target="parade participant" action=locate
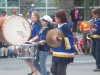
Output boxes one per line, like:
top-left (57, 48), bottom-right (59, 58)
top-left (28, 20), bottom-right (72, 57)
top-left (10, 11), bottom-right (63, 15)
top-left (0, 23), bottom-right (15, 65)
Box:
top-left (50, 9), bottom-right (74, 75)
top-left (30, 15), bottom-right (53, 75)
top-left (79, 21), bottom-right (90, 54)
top-left (26, 11), bottom-right (41, 75)
top-left (90, 8), bottom-right (100, 72)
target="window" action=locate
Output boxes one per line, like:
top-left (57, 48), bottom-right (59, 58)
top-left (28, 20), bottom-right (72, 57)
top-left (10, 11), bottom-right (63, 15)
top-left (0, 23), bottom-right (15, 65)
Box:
top-left (7, 9), bottom-right (19, 15)
top-left (0, 0), bottom-right (5, 7)
top-left (7, 0), bottom-right (19, 7)
top-left (34, 0), bottom-right (59, 15)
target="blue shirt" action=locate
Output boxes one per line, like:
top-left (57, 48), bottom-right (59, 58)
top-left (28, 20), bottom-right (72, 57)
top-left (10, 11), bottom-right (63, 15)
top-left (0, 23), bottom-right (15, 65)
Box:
top-left (28, 7), bottom-right (36, 17)
top-left (38, 27), bottom-right (51, 51)
top-left (93, 18), bottom-right (100, 35)
top-left (31, 22), bottom-right (41, 38)
top-left (52, 23), bottom-right (74, 64)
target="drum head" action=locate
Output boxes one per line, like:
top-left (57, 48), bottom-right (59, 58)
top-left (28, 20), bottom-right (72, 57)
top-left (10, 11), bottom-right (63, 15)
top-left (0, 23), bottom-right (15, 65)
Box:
top-left (2, 16), bottom-right (31, 45)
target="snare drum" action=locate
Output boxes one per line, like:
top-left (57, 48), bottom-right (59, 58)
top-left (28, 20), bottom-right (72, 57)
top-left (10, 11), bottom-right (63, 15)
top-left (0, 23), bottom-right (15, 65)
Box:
top-left (16, 44), bottom-right (35, 59)
top-left (0, 15), bottom-right (31, 45)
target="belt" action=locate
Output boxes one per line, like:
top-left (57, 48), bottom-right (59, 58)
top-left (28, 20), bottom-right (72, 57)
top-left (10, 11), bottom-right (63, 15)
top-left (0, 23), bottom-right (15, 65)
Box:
top-left (92, 35), bottom-right (100, 38)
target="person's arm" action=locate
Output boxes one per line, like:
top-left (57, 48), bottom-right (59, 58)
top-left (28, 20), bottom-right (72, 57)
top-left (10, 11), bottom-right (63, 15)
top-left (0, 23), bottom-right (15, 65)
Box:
top-left (29, 35), bottom-right (39, 42)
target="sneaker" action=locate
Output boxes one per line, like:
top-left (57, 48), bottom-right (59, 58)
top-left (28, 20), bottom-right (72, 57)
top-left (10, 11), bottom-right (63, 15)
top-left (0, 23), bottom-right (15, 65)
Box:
top-left (93, 68), bottom-right (100, 72)
top-left (28, 71), bottom-right (33, 75)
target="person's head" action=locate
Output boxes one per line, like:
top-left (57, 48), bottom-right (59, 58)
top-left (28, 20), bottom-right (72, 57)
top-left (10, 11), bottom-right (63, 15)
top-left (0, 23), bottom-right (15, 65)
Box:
top-left (55, 9), bottom-right (68, 24)
top-left (41, 15), bottom-right (53, 29)
top-left (92, 8), bottom-right (100, 19)
top-left (12, 9), bottom-right (16, 15)
top-left (1, 11), bottom-right (6, 17)
top-left (31, 12), bottom-right (40, 22)
top-left (25, 12), bottom-right (30, 18)
top-left (31, 3), bottom-right (35, 7)
top-left (73, 5), bottom-right (77, 10)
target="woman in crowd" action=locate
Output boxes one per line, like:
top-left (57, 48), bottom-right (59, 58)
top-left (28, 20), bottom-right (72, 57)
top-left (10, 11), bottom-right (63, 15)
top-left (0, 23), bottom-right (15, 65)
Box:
top-left (50, 9), bottom-right (74, 75)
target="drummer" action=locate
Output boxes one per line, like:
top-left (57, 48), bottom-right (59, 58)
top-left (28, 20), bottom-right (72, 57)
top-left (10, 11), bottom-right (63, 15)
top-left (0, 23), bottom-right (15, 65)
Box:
top-left (30, 15), bottom-right (53, 75)
top-left (26, 11), bottom-right (41, 75)
top-left (50, 9), bottom-right (74, 75)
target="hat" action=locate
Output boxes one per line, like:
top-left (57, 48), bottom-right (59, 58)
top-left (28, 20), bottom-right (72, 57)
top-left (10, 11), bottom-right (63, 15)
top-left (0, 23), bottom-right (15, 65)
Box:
top-left (41, 15), bottom-right (53, 24)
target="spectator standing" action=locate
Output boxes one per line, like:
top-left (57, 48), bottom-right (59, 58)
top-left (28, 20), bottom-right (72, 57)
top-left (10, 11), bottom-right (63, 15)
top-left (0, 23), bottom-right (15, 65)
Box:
top-left (28, 3), bottom-right (36, 18)
top-left (70, 5), bottom-right (80, 32)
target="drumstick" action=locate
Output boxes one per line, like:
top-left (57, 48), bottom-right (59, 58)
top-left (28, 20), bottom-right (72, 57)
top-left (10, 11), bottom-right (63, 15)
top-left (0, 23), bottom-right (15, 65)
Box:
top-left (16, 31), bottom-right (25, 38)
top-left (22, 22), bottom-right (27, 31)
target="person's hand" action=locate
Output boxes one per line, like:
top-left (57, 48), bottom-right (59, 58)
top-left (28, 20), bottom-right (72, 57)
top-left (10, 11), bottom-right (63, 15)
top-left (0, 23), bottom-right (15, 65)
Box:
top-left (57, 37), bottom-right (63, 41)
top-left (92, 28), bottom-right (97, 32)
top-left (38, 40), bottom-right (45, 45)
top-left (29, 39), bottom-right (33, 42)
top-left (51, 36), bottom-right (57, 42)
top-left (51, 36), bottom-right (63, 42)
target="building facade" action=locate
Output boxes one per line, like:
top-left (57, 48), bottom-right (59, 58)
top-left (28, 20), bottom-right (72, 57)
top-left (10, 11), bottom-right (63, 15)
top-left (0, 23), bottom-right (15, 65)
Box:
top-left (0, 0), bottom-right (20, 15)
top-left (0, 0), bottom-right (74, 16)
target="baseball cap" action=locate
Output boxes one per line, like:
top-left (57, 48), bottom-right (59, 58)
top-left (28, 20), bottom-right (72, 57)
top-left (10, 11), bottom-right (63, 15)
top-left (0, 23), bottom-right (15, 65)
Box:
top-left (41, 15), bottom-right (53, 24)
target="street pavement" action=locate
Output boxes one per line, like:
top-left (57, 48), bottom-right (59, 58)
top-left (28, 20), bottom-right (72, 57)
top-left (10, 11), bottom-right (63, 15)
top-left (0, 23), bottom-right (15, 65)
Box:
top-left (0, 55), bottom-right (100, 75)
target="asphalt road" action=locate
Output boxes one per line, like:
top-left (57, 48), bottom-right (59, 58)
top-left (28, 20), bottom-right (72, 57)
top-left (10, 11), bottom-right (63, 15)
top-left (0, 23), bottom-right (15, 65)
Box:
top-left (0, 55), bottom-right (100, 75)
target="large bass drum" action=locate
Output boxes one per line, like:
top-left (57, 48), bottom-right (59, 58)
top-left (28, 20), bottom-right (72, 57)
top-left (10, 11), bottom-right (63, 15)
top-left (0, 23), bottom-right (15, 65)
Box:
top-left (0, 15), bottom-right (31, 45)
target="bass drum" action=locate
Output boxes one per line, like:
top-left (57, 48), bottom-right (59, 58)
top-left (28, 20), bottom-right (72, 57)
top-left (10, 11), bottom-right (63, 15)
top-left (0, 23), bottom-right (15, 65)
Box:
top-left (0, 15), bottom-right (31, 45)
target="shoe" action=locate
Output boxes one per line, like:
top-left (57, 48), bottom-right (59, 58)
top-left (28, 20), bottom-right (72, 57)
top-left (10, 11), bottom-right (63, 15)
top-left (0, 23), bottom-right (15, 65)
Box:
top-left (93, 68), bottom-right (100, 72)
top-left (28, 73), bottom-right (32, 75)
top-left (28, 71), bottom-right (33, 75)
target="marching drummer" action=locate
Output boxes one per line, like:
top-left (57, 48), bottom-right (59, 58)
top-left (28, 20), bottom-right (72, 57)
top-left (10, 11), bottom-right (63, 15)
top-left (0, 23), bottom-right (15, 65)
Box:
top-left (50, 9), bottom-right (74, 75)
top-left (26, 11), bottom-right (42, 75)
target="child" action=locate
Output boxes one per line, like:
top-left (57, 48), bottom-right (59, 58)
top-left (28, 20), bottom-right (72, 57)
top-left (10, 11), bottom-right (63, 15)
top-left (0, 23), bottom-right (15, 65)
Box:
top-left (74, 33), bottom-right (84, 54)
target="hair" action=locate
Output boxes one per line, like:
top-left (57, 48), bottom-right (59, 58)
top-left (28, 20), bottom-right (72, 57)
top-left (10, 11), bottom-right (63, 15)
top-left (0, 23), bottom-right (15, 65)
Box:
top-left (55, 9), bottom-right (68, 23)
top-left (42, 19), bottom-right (54, 29)
top-left (92, 8), bottom-right (100, 17)
top-left (32, 11), bottom-right (40, 22)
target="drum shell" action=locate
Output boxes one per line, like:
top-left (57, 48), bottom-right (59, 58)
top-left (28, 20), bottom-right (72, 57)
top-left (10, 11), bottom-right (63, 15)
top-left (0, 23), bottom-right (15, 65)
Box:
top-left (0, 16), bottom-right (31, 45)
top-left (16, 44), bottom-right (35, 59)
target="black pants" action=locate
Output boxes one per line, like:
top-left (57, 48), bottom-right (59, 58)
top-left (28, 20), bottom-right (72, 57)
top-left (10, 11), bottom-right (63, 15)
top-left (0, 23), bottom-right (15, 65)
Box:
top-left (91, 38), bottom-right (100, 69)
top-left (50, 62), bottom-right (67, 75)
top-left (72, 20), bottom-right (78, 32)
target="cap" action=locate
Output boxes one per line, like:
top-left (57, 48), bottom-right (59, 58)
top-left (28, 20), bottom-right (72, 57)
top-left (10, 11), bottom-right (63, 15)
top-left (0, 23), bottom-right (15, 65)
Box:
top-left (41, 15), bottom-right (53, 24)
